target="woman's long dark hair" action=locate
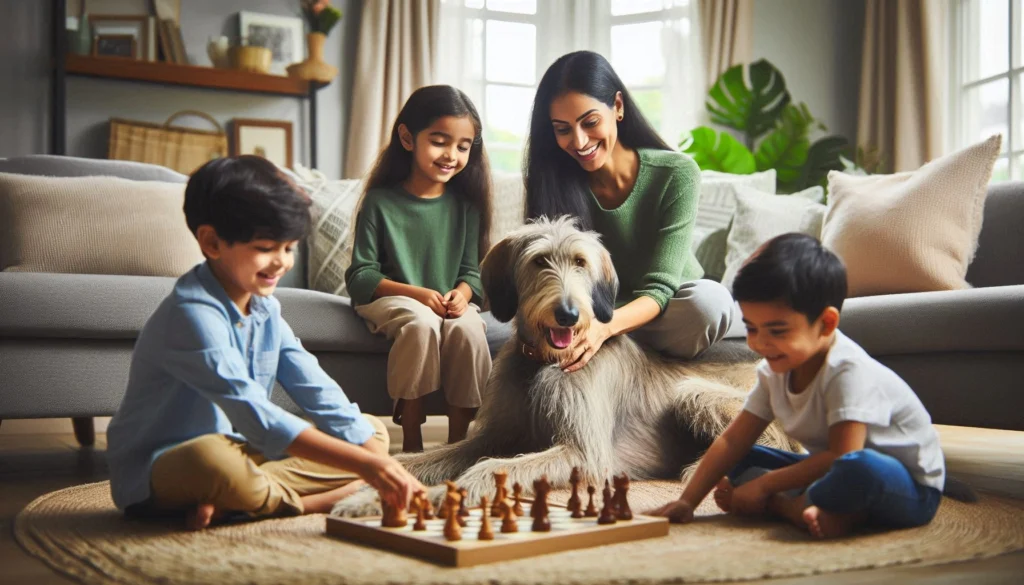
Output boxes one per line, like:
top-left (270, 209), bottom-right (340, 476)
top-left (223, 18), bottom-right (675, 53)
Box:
top-left (359, 85), bottom-right (493, 258)
top-left (524, 51), bottom-right (671, 230)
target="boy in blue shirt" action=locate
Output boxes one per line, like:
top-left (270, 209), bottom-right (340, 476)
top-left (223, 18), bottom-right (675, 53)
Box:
top-left (107, 156), bottom-right (423, 530)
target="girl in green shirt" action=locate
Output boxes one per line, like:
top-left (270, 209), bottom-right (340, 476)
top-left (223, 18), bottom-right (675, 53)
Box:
top-left (524, 51), bottom-right (736, 372)
top-left (345, 86), bottom-right (494, 452)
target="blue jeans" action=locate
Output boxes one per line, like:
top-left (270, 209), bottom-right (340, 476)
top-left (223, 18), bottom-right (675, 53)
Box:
top-left (728, 446), bottom-right (942, 529)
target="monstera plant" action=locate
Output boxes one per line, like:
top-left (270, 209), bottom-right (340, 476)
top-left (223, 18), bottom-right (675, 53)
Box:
top-left (681, 59), bottom-right (854, 194)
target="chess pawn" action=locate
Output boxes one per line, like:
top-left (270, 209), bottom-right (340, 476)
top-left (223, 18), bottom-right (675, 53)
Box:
top-left (478, 496), bottom-right (494, 540)
top-left (412, 496), bottom-right (427, 531)
top-left (500, 500), bottom-right (518, 533)
top-left (456, 488), bottom-right (468, 527)
top-left (598, 479), bottom-right (617, 525)
top-left (512, 482), bottom-right (525, 516)
top-left (381, 498), bottom-right (408, 528)
top-left (568, 467), bottom-right (583, 518)
top-left (491, 470), bottom-right (508, 517)
top-left (614, 474), bottom-right (633, 521)
top-left (443, 491), bottom-right (462, 541)
top-left (531, 476), bottom-right (552, 532)
top-left (584, 485), bottom-right (599, 517)
top-left (419, 491), bottom-right (435, 520)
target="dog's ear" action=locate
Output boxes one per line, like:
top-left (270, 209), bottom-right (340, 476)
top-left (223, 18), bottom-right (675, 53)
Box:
top-left (592, 248), bottom-right (619, 323)
top-left (481, 236), bottom-right (519, 322)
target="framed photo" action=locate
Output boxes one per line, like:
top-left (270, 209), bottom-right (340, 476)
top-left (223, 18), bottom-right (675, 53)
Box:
top-left (231, 119), bottom-right (294, 170)
top-left (90, 14), bottom-right (154, 60)
top-left (93, 34), bottom-right (137, 59)
top-left (238, 11), bottom-right (304, 75)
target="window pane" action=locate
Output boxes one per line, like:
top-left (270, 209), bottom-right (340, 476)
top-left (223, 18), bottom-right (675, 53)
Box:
top-left (488, 146), bottom-right (523, 173)
top-left (962, 0), bottom-right (1009, 82)
top-left (486, 20), bottom-right (536, 84)
top-left (486, 0), bottom-right (536, 14)
top-left (992, 156), bottom-right (1010, 182)
top-left (632, 89), bottom-right (664, 135)
top-left (1015, 154), bottom-right (1024, 181)
top-left (611, 0), bottom-right (691, 16)
top-left (961, 78), bottom-right (1009, 153)
top-left (1018, 73), bottom-right (1023, 154)
top-left (465, 0), bottom-right (484, 8)
top-left (484, 84), bottom-right (534, 147)
top-left (611, 22), bottom-right (665, 86)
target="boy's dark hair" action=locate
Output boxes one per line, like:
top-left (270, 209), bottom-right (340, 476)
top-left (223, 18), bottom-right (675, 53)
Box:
top-left (361, 84), bottom-right (493, 259)
top-left (184, 155), bottom-right (311, 243)
top-left (732, 233), bottom-right (848, 322)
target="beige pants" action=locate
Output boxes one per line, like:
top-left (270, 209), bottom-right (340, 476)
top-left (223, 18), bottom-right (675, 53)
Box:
top-left (145, 414), bottom-right (388, 517)
top-left (355, 295), bottom-right (490, 412)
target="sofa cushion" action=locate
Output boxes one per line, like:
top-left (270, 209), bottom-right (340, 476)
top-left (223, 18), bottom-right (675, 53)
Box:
top-left (0, 154), bottom-right (188, 183)
top-left (0, 172), bottom-right (204, 276)
top-left (966, 180), bottom-right (1024, 288)
top-left (821, 135), bottom-right (1001, 297)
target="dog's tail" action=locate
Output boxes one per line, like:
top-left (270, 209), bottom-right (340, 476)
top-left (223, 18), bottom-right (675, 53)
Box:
top-left (943, 474), bottom-right (979, 502)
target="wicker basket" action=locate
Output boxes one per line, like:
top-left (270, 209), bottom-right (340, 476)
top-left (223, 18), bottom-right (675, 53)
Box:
top-left (108, 110), bottom-right (228, 175)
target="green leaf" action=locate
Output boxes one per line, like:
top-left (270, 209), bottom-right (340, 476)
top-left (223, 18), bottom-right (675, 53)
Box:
top-left (795, 135), bottom-right (850, 194)
top-left (754, 104), bottom-right (814, 191)
top-left (706, 59), bottom-right (792, 146)
top-left (680, 126), bottom-right (756, 174)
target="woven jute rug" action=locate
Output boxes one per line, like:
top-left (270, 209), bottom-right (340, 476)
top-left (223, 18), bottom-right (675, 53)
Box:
top-left (15, 480), bottom-right (1024, 585)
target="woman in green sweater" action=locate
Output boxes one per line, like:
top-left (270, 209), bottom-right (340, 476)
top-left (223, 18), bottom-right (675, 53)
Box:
top-left (525, 51), bottom-right (735, 372)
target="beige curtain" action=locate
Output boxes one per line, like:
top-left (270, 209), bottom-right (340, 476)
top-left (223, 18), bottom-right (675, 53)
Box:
top-left (699, 0), bottom-right (753, 87)
top-left (343, 0), bottom-right (439, 179)
top-left (857, 0), bottom-right (947, 172)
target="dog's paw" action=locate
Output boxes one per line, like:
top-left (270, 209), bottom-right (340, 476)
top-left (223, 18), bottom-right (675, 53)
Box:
top-left (329, 484), bottom-right (382, 517)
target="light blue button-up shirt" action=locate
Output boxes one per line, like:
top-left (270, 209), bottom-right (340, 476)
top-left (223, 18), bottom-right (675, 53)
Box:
top-left (106, 262), bottom-right (375, 510)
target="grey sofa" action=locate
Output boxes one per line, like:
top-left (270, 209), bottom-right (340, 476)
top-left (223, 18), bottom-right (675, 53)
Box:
top-left (1, 156), bottom-right (1022, 448)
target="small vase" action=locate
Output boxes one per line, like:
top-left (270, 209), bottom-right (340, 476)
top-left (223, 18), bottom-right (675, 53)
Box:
top-left (286, 32), bottom-right (338, 84)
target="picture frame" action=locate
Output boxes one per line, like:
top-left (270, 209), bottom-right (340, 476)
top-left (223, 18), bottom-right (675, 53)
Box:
top-left (90, 14), bottom-right (153, 60)
top-left (231, 119), bottom-right (294, 170)
top-left (93, 34), bottom-right (137, 59)
top-left (237, 11), bottom-right (305, 75)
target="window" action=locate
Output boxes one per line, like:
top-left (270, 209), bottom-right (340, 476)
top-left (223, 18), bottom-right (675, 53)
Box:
top-left (439, 0), bottom-right (703, 173)
top-left (951, 0), bottom-right (1024, 181)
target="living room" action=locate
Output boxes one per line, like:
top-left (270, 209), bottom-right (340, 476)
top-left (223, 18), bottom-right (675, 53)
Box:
top-left (1, 0), bottom-right (1023, 583)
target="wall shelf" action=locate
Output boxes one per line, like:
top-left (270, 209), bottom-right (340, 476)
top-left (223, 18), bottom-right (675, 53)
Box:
top-left (64, 54), bottom-right (310, 97)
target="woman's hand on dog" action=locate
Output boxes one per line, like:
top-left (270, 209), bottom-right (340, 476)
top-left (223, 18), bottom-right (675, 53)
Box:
top-left (646, 498), bottom-right (695, 524)
top-left (412, 287), bottom-right (448, 317)
top-left (561, 321), bottom-right (611, 372)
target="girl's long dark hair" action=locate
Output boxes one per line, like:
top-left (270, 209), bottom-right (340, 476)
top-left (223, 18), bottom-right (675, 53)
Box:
top-left (524, 51), bottom-right (671, 230)
top-left (358, 85), bottom-right (493, 258)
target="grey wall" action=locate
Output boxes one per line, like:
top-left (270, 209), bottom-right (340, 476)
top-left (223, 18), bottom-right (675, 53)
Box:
top-left (751, 0), bottom-right (865, 144)
top-left (0, 0), bottom-right (360, 180)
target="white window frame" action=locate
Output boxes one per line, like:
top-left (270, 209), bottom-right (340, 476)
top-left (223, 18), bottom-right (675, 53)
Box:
top-left (949, 0), bottom-right (1023, 180)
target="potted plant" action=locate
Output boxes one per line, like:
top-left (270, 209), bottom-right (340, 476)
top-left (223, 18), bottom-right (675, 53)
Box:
top-left (287, 0), bottom-right (343, 83)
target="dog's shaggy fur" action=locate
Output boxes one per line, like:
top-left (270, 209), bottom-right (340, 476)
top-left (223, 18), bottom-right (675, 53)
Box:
top-left (332, 217), bottom-right (795, 516)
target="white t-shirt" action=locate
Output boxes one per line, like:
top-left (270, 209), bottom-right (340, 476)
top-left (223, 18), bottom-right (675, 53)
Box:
top-left (743, 330), bottom-right (945, 491)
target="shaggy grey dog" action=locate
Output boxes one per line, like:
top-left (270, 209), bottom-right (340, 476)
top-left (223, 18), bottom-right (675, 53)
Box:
top-left (332, 217), bottom-right (794, 516)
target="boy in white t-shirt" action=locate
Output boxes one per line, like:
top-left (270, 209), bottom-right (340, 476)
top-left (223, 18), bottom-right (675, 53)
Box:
top-left (649, 233), bottom-right (945, 538)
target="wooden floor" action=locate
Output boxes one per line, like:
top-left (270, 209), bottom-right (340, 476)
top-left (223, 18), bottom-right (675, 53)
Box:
top-left (2, 425), bottom-right (1023, 585)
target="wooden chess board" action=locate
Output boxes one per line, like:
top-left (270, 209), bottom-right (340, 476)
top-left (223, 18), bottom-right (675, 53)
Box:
top-left (325, 501), bottom-right (669, 567)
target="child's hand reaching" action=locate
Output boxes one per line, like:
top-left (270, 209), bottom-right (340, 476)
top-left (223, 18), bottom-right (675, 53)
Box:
top-left (413, 287), bottom-right (448, 317)
top-left (360, 454), bottom-right (427, 510)
top-left (645, 498), bottom-right (695, 524)
top-left (444, 289), bottom-right (468, 318)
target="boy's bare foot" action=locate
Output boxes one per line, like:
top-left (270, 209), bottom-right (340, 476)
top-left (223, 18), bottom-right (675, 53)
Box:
top-left (186, 503), bottom-right (217, 531)
top-left (713, 477), bottom-right (733, 512)
top-left (767, 493), bottom-right (809, 530)
top-left (802, 505), bottom-right (862, 539)
top-left (301, 480), bottom-right (369, 514)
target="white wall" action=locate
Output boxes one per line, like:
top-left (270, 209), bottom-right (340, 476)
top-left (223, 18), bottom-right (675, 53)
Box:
top-left (751, 0), bottom-right (865, 143)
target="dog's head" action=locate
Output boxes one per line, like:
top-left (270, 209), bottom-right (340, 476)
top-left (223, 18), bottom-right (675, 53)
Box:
top-left (482, 216), bottom-right (619, 357)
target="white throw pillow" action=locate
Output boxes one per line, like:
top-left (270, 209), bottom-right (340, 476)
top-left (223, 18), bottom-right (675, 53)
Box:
top-left (301, 166), bottom-right (364, 296)
top-left (721, 185), bottom-right (827, 291)
top-left (491, 170), bottom-right (526, 244)
top-left (692, 170), bottom-right (777, 279)
top-left (821, 135), bottom-right (1000, 297)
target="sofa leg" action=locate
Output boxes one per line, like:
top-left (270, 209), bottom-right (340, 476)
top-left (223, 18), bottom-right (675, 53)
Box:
top-left (72, 417), bottom-right (95, 447)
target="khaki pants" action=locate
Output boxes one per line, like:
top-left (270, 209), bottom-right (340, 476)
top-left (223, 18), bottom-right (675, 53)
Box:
top-left (355, 296), bottom-right (491, 414)
top-left (629, 279), bottom-right (737, 359)
top-left (145, 414), bottom-right (388, 518)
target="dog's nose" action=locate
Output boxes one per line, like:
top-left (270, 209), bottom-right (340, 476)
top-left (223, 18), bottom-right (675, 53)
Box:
top-left (554, 303), bottom-right (579, 326)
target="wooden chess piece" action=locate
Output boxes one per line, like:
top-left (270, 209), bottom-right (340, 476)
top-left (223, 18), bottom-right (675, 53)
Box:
top-left (512, 482), bottom-right (524, 516)
top-left (412, 495), bottom-right (427, 531)
top-left (568, 467), bottom-right (583, 518)
top-left (614, 474), bottom-right (633, 520)
top-left (491, 470), bottom-right (508, 517)
top-left (458, 488), bottom-right (471, 518)
top-left (478, 496), bottom-right (494, 540)
top-left (531, 476), bottom-right (552, 532)
top-left (443, 490), bottom-right (462, 541)
top-left (381, 498), bottom-right (408, 528)
top-left (419, 490), bottom-right (435, 519)
top-left (584, 485), bottom-right (598, 517)
top-left (598, 479), bottom-right (617, 525)
top-left (500, 499), bottom-right (518, 533)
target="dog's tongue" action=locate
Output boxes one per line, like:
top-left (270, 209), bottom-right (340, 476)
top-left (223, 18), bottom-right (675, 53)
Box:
top-left (549, 327), bottom-right (573, 349)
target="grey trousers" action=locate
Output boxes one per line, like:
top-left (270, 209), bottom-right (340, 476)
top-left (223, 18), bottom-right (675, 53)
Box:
top-left (628, 279), bottom-right (737, 360)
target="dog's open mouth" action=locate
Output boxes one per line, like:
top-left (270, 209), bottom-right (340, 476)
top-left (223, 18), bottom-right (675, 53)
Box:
top-left (545, 327), bottom-right (574, 350)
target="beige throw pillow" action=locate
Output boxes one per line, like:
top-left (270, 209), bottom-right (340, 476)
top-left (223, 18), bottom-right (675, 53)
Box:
top-left (821, 135), bottom-right (1001, 297)
top-left (0, 172), bottom-right (203, 276)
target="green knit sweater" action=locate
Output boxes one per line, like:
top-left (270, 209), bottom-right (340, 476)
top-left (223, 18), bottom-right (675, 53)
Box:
top-left (345, 186), bottom-right (484, 306)
top-left (588, 148), bottom-right (703, 310)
